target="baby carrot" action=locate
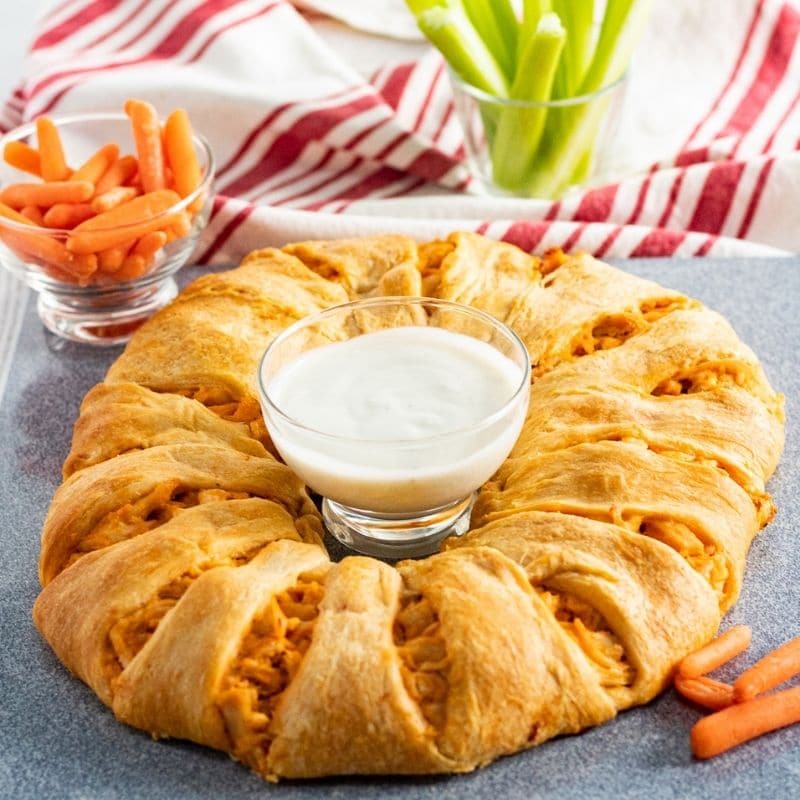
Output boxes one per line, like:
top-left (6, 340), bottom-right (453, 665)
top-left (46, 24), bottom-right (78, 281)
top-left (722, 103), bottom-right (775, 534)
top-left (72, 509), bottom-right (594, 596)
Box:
top-left (0, 200), bottom-right (33, 225)
top-left (91, 185), bottom-right (140, 214)
top-left (0, 180), bottom-right (94, 208)
top-left (679, 625), bottom-right (752, 678)
top-left (733, 635), bottom-right (800, 702)
top-left (66, 189), bottom-right (180, 254)
top-left (4, 140), bottom-right (41, 176)
top-left (71, 143), bottom-right (119, 184)
top-left (94, 154), bottom-right (137, 195)
top-left (169, 210), bottom-right (192, 237)
top-left (36, 117), bottom-right (71, 181)
top-left (115, 253), bottom-right (148, 281)
top-left (0, 227), bottom-right (90, 276)
top-left (674, 675), bottom-right (735, 711)
top-left (98, 242), bottom-right (133, 273)
top-left (68, 253), bottom-right (99, 281)
top-left (124, 99), bottom-right (165, 192)
top-left (20, 205), bottom-right (45, 226)
top-left (72, 189), bottom-right (179, 229)
top-left (132, 230), bottom-right (167, 261)
top-left (691, 684), bottom-right (800, 759)
top-left (43, 202), bottom-right (95, 229)
top-left (1, 191), bottom-right (94, 281)
top-left (163, 108), bottom-right (201, 198)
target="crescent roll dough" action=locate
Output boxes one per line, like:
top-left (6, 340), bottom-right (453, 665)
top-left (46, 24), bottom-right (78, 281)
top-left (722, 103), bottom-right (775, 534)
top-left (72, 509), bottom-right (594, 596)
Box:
top-left (33, 233), bottom-right (784, 782)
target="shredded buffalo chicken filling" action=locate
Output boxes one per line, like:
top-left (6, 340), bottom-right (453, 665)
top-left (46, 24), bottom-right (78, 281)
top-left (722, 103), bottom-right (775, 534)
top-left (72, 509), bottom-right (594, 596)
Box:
top-left (540, 247), bottom-right (568, 279)
top-left (76, 483), bottom-right (250, 560)
top-left (537, 588), bottom-right (634, 689)
top-left (393, 594), bottom-right (449, 731)
top-left (634, 517), bottom-right (728, 597)
top-left (556, 505), bottom-right (729, 604)
top-left (175, 387), bottom-right (271, 449)
top-left (216, 576), bottom-right (325, 773)
top-left (578, 434), bottom-right (769, 533)
top-left (570, 314), bottom-right (643, 358)
top-left (536, 295), bottom-right (691, 378)
top-left (639, 297), bottom-right (691, 322)
top-left (104, 549), bottom-right (265, 687)
top-left (595, 505), bottom-right (730, 600)
top-left (652, 360), bottom-right (756, 397)
top-left (106, 568), bottom-right (203, 681)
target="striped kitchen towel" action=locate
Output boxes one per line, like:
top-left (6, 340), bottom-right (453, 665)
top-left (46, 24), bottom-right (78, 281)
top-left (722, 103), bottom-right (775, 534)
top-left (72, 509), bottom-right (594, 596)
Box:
top-left (2, 0), bottom-right (799, 263)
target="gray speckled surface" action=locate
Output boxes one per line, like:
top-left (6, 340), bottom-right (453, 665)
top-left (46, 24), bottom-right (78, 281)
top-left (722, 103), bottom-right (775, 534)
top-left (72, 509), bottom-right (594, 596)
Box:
top-left (1, 258), bottom-right (798, 799)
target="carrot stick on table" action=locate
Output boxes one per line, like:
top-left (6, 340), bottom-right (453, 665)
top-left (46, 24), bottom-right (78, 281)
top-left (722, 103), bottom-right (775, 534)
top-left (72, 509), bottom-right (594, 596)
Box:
top-left (91, 185), bottom-right (140, 214)
top-left (93, 154), bottom-right (138, 195)
top-left (679, 625), bottom-right (752, 679)
top-left (20, 205), bottom-right (45, 226)
top-left (66, 189), bottom-right (180, 254)
top-left (4, 141), bottom-right (41, 176)
top-left (71, 143), bottom-right (119, 184)
top-left (674, 675), bottom-right (735, 711)
top-left (0, 180), bottom-right (94, 208)
top-left (124, 99), bottom-right (165, 192)
top-left (43, 202), bottom-right (95, 229)
top-left (691, 684), bottom-right (800, 759)
top-left (163, 108), bottom-right (201, 198)
top-left (36, 117), bottom-right (71, 181)
top-left (733, 635), bottom-right (800, 701)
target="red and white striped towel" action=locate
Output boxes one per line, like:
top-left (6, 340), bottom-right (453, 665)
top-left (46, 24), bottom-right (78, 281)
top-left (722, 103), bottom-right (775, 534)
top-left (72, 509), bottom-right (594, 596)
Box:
top-left (2, 0), bottom-right (800, 263)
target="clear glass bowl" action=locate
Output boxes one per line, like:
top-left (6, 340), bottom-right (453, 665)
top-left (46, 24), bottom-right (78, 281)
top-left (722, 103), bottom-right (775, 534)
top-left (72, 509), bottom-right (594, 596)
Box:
top-left (449, 71), bottom-right (628, 199)
top-left (258, 297), bottom-right (531, 558)
top-left (0, 112), bottom-right (215, 345)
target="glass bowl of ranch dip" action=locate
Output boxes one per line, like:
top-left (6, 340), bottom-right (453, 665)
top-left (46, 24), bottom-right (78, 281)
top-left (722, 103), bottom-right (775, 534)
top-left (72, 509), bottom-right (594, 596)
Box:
top-left (258, 296), bottom-right (530, 558)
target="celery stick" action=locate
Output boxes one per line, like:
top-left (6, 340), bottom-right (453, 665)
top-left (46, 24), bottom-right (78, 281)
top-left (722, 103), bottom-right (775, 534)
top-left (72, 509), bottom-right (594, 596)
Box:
top-left (521, 0), bottom-right (651, 197)
top-left (416, 5), bottom-right (510, 96)
top-left (581, 0), bottom-right (652, 92)
top-left (520, 0), bottom-right (552, 44)
top-left (552, 0), bottom-right (595, 96)
top-left (569, 139), bottom-right (596, 186)
top-left (490, 13), bottom-right (565, 191)
top-left (462, 0), bottom-right (519, 80)
top-left (406, 0), bottom-right (445, 14)
top-left (521, 87), bottom-right (614, 197)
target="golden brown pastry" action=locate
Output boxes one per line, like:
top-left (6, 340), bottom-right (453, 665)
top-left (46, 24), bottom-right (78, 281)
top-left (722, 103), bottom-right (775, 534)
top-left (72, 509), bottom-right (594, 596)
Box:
top-left (106, 248), bottom-right (350, 416)
top-left (39, 442), bottom-right (322, 585)
top-left (282, 234), bottom-right (420, 297)
top-left (33, 233), bottom-right (784, 782)
top-left (34, 500), bottom-right (317, 706)
top-left (64, 382), bottom-right (272, 478)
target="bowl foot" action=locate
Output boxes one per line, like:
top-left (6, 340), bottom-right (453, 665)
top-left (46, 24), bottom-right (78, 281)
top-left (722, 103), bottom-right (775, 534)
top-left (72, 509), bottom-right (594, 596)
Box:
top-left (37, 277), bottom-right (178, 346)
top-left (322, 494), bottom-right (474, 560)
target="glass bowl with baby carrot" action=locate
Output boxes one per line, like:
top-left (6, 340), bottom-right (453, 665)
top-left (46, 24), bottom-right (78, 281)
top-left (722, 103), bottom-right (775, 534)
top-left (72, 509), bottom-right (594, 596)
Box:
top-left (0, 104), bottom-right (215, 345)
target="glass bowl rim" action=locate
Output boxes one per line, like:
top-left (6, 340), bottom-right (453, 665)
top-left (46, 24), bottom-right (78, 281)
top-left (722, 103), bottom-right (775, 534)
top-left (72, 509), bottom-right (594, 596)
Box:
top-left (258, 295), bottom-right (531, 447)
top-left (0, 111), bottom-right (215, 236)
top-left (448, 69), bottom-right (628, 109)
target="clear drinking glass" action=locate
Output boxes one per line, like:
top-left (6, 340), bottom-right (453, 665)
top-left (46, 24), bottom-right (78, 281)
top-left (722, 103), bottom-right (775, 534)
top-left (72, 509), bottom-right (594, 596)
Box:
top-left (449, 71), bottom-right (628, 199)
top-left (0, 112), bottom-right (214, 345)
top-left (258, 297), bottom-right (531, 559)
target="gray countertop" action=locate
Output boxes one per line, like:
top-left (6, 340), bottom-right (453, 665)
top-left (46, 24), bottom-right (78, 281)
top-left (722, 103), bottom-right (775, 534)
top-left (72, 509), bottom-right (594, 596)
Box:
top-left (1, 257), bottom-right (798, 799)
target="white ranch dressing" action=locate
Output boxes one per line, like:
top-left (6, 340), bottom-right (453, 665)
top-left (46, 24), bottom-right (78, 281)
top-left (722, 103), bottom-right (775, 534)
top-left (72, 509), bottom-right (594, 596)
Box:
top-left (264, 326), bottom-right (528, 513)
